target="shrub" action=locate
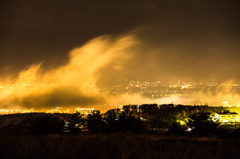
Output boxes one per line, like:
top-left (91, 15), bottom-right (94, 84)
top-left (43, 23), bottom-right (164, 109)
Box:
top-left (18, 116), bottom-right (65, 135)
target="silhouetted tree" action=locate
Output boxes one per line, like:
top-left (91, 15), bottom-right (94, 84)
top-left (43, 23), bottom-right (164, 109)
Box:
top-left (189, 110), bottom-right (194, 116)
top-left (104, 111), bottom-right (119, 133)
top-left (67, 111), bottom-right (86, 133)
top-left (123, 105), bottom-right (130, 116)
top-left (18, 116), bottom-right (65, 135)
top-left (194, 108), bottom-right (200, 114)
top-left (118, 114), bottom-right (147, 134)
top-left (87, 110), bottom-right (105, 133)
top-left (188, 111), bottom-right (219, 136)
top-left (181, 110), bottom-right (186, 118)
top-left (174, 111), bottom-right (181, 119)
top-left (169, 122), bottom-right (185, 136)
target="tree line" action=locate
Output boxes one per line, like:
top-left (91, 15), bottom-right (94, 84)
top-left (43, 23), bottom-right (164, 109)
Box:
top-left (3, 104), bottom-right (240, 138)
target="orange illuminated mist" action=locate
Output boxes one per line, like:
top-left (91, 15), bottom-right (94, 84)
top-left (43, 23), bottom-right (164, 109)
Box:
top-left (1, 33), bottom-right (240, 114)
top-left (0, 35), bottom-right (141, 113)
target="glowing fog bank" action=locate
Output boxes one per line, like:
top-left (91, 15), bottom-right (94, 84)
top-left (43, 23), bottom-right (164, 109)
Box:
top-left (0, 35), bottom-right (138, 112)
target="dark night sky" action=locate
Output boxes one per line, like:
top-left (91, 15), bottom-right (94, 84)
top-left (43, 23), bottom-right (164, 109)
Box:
top-left (1, 0), bottom-right (240, 84)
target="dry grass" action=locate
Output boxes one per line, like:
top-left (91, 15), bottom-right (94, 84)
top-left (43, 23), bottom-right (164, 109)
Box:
top-left (1, 133), bottom-right (240, 159)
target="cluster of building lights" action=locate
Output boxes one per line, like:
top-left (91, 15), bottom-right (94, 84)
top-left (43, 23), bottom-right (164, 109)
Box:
top-left (0, 107), bottom-right (95, 115)
top-left (1, 80), bottom-right (240, 115)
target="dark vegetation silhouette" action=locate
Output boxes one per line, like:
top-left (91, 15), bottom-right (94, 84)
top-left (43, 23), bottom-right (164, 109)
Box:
top-left (87, 110), bottom-right (105, 133)
top-left (106, 104), bottom-right (239, 137)
top-left (119, 114), bottom-right (147, 133)
top-left (169, 122), bottom-right (185, 136)
top-left (187, 111), bottom-right (219, 136)
top-left (1, 104), bottom-right (240, 159)
top-left (231, 128), bottom-right (240, 140)
top-left (86, 110), bottom-right (147, 133)
top-left (104, 113), bottom-right (147, 134)
top-left (0, 104), bottom-right (238, 138)
top-left (67, 111), bottom-right (85, 133)
top-left (17, 116), bottom-right (65, 135)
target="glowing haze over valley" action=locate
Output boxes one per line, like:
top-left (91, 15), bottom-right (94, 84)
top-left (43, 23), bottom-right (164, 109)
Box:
top-left (0, 0), bottom-right (240, 114)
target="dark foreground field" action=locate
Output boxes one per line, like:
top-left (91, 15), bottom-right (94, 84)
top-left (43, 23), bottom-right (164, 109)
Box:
top-left (1, 134), bottom-right (240, 159)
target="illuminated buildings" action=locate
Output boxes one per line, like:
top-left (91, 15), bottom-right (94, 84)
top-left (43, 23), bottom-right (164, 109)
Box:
top-left (215, 110), bottom-right (239, 124)
top-left (74, 108), bottom-right (94, 115)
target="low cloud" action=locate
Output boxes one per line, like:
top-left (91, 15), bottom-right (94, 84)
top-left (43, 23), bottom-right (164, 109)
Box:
top-left (0, 34), bottom-right (140, 110)
top-left (1, 30), bottom-right (240, 112)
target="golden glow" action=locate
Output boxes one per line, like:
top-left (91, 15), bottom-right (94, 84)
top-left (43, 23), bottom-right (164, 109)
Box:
top-left (1, 35), bottom-right (240, 112)
top-left (0, 35), bottom-right (140, 112)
